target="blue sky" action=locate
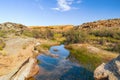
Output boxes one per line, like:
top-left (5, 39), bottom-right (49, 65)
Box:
top-left (0, 0), bottom-right (120, 26)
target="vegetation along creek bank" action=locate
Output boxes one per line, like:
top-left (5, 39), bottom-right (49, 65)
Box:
top-left (0, 18), bottom-right (120, 80)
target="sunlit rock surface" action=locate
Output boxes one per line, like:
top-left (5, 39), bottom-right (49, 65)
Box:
top-left (94, 55), bottom-right (120, 80)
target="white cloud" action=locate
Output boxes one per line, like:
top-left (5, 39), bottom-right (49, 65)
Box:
top-left (52, 0), bottom-right (73, 11)
top-left (52, 0), bottom-right (82, 12)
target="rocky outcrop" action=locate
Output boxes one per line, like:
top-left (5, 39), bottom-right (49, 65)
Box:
top-left (0, 22), bottom-right (27, 31)
top-left (11, 58), bottom-right (39, 80)
top-left (0, 22), bottom-right (28, 36)
top-left (0, 57), bottom-right (39, 80)
top-left (0, 38), bottom-right (40, 80)
top-left (78, 18), bottom-right (120, 29)
top-left (94, 55), bottom-right (120, 80)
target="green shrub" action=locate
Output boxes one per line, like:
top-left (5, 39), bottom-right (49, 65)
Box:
top-left (8, 29), bottom-right (16, 33)
top-left (90, 28), bottom-right (120, 40)
top-left (65, 29), bottom-right (88, 44)
top-left (0, 39), bottom-right (6, 50)
top-left (22, 30), bottom-right (34, 37)
top-left (34, 44), bottom-right (51, 53)
top-left (0, 30), bottom-right (7, 38)
top-left (40, 44), bottom-right (51, 49)
top-left (0, 50), bottom-right (7, 56)
top-left (32, 29), bottom-right (54, 39)
top-left (112, 43), bottom-right (120, 53)
top-left (53, 33), bottom-right (66, 43)
top-left (42, 29), bottom-right (54, 39)
top-left (32, 30), bottom-right (41, 38)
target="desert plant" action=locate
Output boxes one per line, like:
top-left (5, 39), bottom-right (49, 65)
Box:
top-left (32, 30), bottom-right (41, 38)
top-left (65, 29), bottom-right (88, 44)
top-left (112, 43), bottom-right (120, 53)
top-left (0, 30), bottom-right (7, 38)
top-left (43, 29), bottom-right (54, 39)
top-left (0, 50), bottom-right (7, 56)
top-left (53, 33), bottom-right (66, 43)
top-left (90, 27), bottom-right (120, 40)
top-left (34, 44), bottom-right (51, 53)
top-left (22, 30), bottom-right (34, 37)
top-left (0, 39), bottom-right (6, 50)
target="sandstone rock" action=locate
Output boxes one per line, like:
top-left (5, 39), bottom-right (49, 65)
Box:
top-left (0, 38), bottom-right (39, 80)
top-left (0, 57), bottom-right (39, 80)
top-left (94, 55), bottom-right (120, 80)
top-left (11, 58), bottom-right (39, 80)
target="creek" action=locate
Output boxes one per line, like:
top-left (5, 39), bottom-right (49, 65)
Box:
top-left (35, 45), bottom-right (94, 80)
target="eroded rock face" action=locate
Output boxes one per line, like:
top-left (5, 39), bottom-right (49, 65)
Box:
top-left (0, 57), bottom-right (39, 80)
top-left (11, 58), bottom-right (39, 80)
top-left (94, 55), bottom-right (120, 80)
top-left (0, 38), bottom-right (39, 80)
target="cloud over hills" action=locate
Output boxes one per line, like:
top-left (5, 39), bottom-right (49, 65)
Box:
top-left (52, 0), bottom-right (82, 12)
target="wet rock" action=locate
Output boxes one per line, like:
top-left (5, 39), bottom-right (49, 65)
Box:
top-left (53, 48), bottom-right (59, 51)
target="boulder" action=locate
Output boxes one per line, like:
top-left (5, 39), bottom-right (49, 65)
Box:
top-left (94, 55), bottom-right (120, 80)
top-left (11, 58), bottom-right (39, 80)
top-left (0, 58), bottom-right (39, 80)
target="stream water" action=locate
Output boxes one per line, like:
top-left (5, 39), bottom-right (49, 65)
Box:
top-left (35, 45), bottom-right (94, 80)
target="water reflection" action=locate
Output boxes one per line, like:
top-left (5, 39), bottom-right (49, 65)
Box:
top-left (35, 45), bottom-right (94, 80)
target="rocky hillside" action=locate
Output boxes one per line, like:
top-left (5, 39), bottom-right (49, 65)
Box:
top-left (0, 22), bottom-right (30, 38)
top-left (0, 22), bottom-right (27, 31)
top-left (77, 18), bottom-right (120, 29)
top-left (30, 25), bottom-right (73, 32)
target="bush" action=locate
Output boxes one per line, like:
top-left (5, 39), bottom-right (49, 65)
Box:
top-left (0, 50), bottom-right (7, 56)
top-left (0, 39), bottom-right (6, 50)
top-left (53, 33), bottom-right (66, 43)
top-left (34, 44), bottom-right (51, 53)
top-left (32, 29), bottom-right (54, 39)
top-left (112, 43), bottom-right (120, 53)
top-left (90, 27), bottom-right (120, 40)
top-left (32, 30), bottom-right (41, 38)
top-left (42, 29), bottom-right (54, 39)
top-left (22, 30), bottom-right (34, 37)
top-left (65, 29), bottom-right (88, 44)
top-left (0, 30), bottom-right (7, 38)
